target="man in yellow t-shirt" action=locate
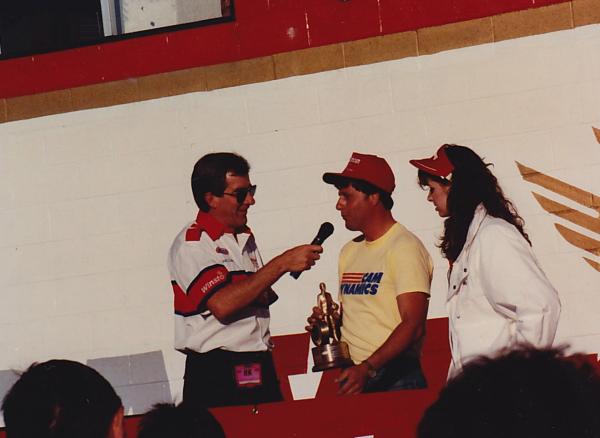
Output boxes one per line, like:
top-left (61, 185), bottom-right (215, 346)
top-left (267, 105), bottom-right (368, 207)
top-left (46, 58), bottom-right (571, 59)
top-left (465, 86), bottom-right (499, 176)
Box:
top-left (309, 152), bottom-right (433, 394)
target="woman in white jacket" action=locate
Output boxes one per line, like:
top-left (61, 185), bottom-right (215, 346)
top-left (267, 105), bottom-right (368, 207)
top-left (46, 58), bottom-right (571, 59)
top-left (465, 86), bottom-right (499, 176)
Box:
top-left (409, 144), bottom-right (561, 377)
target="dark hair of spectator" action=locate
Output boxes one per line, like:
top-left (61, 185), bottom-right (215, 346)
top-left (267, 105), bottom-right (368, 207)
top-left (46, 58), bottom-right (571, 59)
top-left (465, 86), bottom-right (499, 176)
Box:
top-left (417, 144), bottom-right (529, 262)
top-left (137, 403), bottom-right (225, 438)
top-left (418, 347), bottom-right (600, 438)
top-left (334, 178), bottom-right (394, 210)
top-left (2, 359), bottom-right (122, 438)
top-left (191, 153), bottom-right (250, 212)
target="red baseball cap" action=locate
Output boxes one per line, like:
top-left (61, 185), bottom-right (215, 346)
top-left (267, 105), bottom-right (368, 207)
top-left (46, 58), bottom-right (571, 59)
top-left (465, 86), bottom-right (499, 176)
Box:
top-left (409, 145), bottom-right (454, 180)
top-left (323, 152), bottom-right (395, 194)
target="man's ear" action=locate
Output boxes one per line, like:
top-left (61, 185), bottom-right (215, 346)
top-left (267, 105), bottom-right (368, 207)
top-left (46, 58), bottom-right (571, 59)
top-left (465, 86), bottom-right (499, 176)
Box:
top-left (109, 406), bottom-right (124, 438)
top-left (205, 192), bottom-right (218, 209)
top-left (367, 192), bottom-right (380, 206)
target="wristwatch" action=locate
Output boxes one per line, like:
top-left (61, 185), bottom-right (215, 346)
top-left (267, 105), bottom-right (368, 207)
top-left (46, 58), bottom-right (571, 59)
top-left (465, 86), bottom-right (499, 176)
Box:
top-left (362, 359), bottom-right (377, 378)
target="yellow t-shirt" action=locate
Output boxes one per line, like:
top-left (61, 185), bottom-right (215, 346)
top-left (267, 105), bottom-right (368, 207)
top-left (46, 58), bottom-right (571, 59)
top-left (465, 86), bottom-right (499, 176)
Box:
top-left (339, 222), bottom-right (433, 363)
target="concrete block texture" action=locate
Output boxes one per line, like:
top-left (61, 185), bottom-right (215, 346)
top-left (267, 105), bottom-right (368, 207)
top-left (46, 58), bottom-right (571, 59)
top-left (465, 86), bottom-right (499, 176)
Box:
top-left (343, 32), bottom-right (418, 67)
top-left (138, 67), bottom-right (208, 101)
top-left (71, 79), bottom-right (140, 111)
top-left (246, 84), bottom-right (321, 133)
top-left (6, 90), bottom-right (73, 122)
top-left (205, 57), bottom-right (276, 91)
top-left (573, 0), bottom-right (600, 26)
top-left (0, 99), bottom-right (6, 123)
top-left (417, 17), bottom-right (494, 55)
top-left (1, 25), bottom-right (600, 409)
top-left (493, 2), bottom-right (574, 42)
top-left (274, 44), bottom-right (345, 79)
top-left (1, 1), bottom-right (594, 125)
top-left (317, 67), bottom-right (394, 123)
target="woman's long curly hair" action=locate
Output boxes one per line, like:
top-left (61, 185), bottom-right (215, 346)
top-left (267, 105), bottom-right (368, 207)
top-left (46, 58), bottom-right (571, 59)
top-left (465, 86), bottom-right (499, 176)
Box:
top-left (418, 144), bottom-right (530, 262)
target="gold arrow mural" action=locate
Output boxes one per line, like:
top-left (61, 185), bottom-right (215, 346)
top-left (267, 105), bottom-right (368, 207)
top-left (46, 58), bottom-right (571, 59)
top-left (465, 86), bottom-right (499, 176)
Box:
top-left (516, 127), bottom-right (600, 273)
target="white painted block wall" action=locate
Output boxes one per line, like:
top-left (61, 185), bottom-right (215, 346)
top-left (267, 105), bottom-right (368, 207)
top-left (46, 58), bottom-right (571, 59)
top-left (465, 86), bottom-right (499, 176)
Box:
top-left (1, 24), bottom-right (599, 414)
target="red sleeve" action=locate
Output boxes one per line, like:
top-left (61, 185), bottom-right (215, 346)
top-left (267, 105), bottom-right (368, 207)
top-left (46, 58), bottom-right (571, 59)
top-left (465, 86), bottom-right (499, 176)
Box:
top-left (173, 267), bottom-right (253, 316)
top-left (173, 264), bottom-right (229, 316)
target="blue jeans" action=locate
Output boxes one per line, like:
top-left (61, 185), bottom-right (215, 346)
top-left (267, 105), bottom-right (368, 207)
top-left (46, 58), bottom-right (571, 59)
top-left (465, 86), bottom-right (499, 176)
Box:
top-left (362, 354), bottom-right (427, 393)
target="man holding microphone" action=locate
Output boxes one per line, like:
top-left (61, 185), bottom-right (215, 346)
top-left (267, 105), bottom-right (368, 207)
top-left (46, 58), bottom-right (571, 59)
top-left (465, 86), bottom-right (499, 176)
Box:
top-left (169, 152), bottom-right (322, 407)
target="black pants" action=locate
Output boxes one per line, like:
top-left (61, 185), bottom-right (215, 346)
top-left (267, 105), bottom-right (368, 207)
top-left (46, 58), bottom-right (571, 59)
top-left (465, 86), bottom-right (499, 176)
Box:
top-left (183, 349), bottom-right (283, 408)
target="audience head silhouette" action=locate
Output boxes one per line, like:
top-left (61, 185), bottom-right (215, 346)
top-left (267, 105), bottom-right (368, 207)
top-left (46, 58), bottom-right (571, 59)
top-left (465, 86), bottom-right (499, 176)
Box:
top-left (138, 402), bottom-right (225, 438)
top-left (418, 347), bottom-right (600, 438)
top-left (2, 359), bottom-right (124, 438)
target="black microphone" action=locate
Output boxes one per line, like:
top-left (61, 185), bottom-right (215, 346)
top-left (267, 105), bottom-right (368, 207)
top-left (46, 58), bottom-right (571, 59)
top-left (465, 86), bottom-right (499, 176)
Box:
top-left (290, 222), bottom-right (334, 279)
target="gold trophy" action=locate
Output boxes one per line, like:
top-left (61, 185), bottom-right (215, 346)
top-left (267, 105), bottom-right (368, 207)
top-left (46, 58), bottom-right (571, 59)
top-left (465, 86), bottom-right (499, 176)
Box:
top-left (310, 282), bottom-right (353, 372)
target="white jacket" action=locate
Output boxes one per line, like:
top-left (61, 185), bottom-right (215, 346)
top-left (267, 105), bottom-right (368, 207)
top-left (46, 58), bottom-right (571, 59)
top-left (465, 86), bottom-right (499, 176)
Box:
top-left (447, 204), bottom-right (561, 378)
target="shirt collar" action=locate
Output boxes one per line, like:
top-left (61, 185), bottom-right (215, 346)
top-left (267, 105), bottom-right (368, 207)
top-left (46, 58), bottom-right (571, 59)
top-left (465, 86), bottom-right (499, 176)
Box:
top-left (194, 211), bottom-right (251, 241)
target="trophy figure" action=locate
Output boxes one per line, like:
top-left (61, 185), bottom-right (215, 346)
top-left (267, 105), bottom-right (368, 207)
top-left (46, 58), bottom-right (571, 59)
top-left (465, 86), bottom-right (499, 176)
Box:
top-left (310, 282), bottom-right (353, 372)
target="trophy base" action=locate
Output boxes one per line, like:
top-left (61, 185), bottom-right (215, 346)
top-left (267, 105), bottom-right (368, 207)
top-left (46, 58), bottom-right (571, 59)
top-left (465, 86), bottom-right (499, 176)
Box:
top-left (312, 342), bottom-right (354, 372)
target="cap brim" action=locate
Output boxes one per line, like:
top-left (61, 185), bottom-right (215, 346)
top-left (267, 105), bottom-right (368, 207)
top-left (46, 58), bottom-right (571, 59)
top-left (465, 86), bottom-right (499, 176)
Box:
top-left (322, 172), bottom-right (350, 186)
top-left (409, 159), bottom-right (447, 178)
top-left (323, 172), bottom-right (393, 194)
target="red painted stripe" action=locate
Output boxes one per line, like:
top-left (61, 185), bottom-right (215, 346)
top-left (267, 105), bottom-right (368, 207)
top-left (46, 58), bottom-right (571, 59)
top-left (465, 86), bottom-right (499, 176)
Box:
top-left (0, 0), bottom-right (571, 99)
top-left (380, 0), bottom-right (570, 33)
top-left (342, 273), bottom-right (363, 280)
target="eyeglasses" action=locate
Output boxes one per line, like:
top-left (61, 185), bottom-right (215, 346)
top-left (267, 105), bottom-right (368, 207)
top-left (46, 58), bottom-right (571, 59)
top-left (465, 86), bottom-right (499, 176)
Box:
top-left (222, 185), bottom-right (257, 204)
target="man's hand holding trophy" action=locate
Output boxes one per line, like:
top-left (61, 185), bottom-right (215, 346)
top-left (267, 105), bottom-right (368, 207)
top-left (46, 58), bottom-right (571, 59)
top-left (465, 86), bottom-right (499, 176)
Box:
top-left (305, 283), bottom-right (353, 372)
